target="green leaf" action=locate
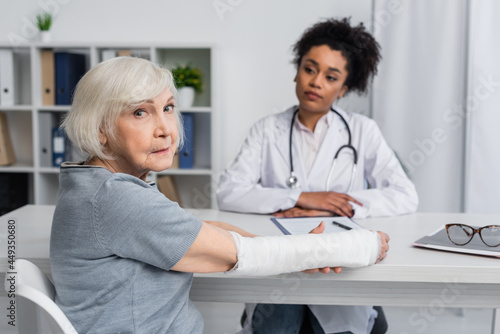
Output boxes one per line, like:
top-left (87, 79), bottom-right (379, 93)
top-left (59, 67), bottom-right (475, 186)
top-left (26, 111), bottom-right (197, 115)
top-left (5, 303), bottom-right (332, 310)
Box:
top-left (171, 64), bottom-right (203, 93)
top-left (36, 12), bottom-right (53, 31)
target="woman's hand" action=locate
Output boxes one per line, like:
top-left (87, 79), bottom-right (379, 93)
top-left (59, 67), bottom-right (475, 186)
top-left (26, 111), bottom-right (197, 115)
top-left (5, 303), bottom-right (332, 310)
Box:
top-left (273, 207), bottom-right (334, 218)
top-left (296, 191), bottom-right (363, 218)
top-left (302, 221), bottom-right (342, 274)
top-left (376, 231), bottom-right (390, 263)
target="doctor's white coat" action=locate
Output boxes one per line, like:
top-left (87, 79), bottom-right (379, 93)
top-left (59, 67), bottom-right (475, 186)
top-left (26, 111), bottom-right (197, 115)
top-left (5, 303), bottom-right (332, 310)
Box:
top-left (217, 106), bottom-right (418, 219)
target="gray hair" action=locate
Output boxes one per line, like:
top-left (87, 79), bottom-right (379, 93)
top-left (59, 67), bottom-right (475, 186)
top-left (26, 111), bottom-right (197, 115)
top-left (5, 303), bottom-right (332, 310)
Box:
top-left (62, 56), bottom-right (184, 160)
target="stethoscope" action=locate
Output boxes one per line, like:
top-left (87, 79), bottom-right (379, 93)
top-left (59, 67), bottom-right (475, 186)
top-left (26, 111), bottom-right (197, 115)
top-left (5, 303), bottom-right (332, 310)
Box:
top-left (286, 107), bottom-right (358, 192)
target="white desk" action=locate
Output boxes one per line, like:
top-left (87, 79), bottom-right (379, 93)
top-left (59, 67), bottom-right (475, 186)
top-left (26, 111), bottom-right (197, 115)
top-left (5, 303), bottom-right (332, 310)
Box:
top-left (1, 205), bottom-right (500, 312)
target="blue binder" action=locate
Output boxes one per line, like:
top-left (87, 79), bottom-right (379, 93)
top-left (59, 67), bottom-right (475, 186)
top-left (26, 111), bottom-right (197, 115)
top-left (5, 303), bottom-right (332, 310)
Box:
top-left (55, 52), bottom-right (86, 105)
top-left (52, 127), bottom-right (66, 167)
top-left (179, 113), bottom-right (194, 168)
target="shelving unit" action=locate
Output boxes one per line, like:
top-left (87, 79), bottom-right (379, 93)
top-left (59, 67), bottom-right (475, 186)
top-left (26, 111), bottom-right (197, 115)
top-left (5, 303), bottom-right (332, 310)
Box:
top-left (0, 43), bottom-right (215, 212)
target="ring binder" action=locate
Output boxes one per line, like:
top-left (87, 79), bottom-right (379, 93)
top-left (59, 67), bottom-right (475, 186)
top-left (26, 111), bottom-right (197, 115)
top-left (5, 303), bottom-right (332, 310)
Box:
top-left (0, 49), bottom-right (15, 106)
top-left (179, 113), bottom-right (194, 168)
top-left (0, 111), bottom-right (16, 166)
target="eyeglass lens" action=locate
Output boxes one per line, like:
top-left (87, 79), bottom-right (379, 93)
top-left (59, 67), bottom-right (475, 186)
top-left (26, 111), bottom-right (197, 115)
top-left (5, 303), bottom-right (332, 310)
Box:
top-left (481, 226), bottom-right (500, 247)
top-left (447, 225), bottom-right (474, 245)
top-left (447, 224), bottom-right (500, 247)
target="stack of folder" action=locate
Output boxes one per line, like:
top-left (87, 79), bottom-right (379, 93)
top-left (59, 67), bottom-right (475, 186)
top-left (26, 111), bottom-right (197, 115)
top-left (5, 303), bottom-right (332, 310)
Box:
top-left (39, 50), bottom-right (88, 167)
top-left (40, 50), bottom-right (87, 105)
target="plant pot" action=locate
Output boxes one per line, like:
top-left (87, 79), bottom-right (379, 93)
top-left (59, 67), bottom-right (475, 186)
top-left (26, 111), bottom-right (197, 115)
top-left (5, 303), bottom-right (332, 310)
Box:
top-left (177, 86), bottom-right (195, 109)
top-left (40, 31), bottom-right (51, 43)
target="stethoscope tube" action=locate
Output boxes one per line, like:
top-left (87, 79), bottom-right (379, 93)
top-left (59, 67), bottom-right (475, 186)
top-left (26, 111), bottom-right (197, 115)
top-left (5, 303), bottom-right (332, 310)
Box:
top-left (287, 107), bottom-right (358, 192)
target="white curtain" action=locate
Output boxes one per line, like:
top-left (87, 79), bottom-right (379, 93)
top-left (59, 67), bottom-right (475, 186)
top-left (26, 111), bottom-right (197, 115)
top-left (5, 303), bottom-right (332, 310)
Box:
top-left (371, 0), bottom-right (469, 212)
top-left (465, 0), bottom-right (500, 213)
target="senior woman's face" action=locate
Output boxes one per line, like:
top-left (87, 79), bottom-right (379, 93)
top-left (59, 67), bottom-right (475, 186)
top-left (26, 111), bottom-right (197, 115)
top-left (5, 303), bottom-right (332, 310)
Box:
top-left (105, 87), bottom-right (178, 180)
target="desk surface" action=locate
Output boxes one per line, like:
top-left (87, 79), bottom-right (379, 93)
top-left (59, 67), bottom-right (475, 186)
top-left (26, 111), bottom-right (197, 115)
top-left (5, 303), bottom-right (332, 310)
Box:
top-left (1, 205), bottom-right (500, 307)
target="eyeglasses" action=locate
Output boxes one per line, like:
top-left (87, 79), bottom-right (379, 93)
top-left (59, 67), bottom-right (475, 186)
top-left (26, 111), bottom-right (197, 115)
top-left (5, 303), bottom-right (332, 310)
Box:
top-left (445, 224), bottom-right (500, 247)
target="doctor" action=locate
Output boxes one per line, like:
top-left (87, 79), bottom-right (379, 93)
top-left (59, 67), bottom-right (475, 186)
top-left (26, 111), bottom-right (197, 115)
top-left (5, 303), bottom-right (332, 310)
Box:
top-left (217, 18), bottom-right (418, 334)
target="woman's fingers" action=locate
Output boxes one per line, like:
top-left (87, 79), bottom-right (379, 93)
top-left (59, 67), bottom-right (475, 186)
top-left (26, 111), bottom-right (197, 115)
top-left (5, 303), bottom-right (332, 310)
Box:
top-left (376, 231), bottom-right (390, 263)
top-left (308, 221), bottom-right (325, 234)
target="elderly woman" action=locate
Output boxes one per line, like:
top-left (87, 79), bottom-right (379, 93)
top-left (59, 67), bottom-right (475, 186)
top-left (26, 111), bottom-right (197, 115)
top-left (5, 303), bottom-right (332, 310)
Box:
top-left (50, 56), bottom-right (389, 334)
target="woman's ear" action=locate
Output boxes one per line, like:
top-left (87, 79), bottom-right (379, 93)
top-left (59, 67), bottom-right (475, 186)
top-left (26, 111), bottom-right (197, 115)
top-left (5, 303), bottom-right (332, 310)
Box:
top-left (338, 85), bottom-right (348, 99)
top-left (99, 131), bottom-right (108, 145)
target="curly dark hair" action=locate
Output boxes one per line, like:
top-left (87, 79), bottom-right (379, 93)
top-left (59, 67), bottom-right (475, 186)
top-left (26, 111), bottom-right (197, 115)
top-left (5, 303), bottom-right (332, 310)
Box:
top-left (292, 17), bottom-right (381, 95)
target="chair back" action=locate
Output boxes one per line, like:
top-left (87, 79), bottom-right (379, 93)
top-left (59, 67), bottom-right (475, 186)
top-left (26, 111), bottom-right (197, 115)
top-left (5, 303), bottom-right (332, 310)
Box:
top-left (4, 259), bottom-right (77, 334)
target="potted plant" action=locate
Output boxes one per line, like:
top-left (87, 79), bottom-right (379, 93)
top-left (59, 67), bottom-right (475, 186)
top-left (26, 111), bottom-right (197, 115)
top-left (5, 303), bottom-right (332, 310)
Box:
top-left (171, 64), bottom-right (203, 109)
top-left (36, 12), bottom-right (53, 42)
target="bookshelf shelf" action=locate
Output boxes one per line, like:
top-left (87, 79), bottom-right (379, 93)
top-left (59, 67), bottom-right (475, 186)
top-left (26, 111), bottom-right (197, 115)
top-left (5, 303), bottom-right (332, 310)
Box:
top-left (0, 105), bottom-right (33, 112)
top-left (179, 106), bottom-right (212, 113)
top-left (38, 167), bottom-right (62, 174)
top-left (0, 164), bottom-right (35, 172)
top-left (38, 105), bottom-right (71, 112)
top-left (0, 43), bottom-right (215, 213)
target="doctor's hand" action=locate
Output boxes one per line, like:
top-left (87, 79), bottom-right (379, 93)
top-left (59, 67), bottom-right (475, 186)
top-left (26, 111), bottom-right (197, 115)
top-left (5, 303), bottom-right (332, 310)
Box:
top-left (296, 191), bottom-right (363, 218)
top-left (302, 221), bottom-right (342, 274)
top-left (273, 207), bottom-right (334, 218)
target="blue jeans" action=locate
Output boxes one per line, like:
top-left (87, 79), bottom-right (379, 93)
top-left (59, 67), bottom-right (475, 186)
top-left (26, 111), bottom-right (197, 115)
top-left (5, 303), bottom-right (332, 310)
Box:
top-left (251, 304), bottom-right (352, 334)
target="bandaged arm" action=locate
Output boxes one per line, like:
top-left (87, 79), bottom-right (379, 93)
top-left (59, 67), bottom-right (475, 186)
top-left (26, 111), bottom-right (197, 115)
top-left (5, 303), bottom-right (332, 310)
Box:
top-left (227, 229), bottom-right (380, 276)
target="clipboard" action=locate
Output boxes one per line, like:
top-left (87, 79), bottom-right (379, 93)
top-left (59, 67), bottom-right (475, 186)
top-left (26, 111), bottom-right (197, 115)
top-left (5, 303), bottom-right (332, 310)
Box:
top-left (413, 225), bottom-right (500, 258)
top-left (270, 216), bottom-right (364, 235)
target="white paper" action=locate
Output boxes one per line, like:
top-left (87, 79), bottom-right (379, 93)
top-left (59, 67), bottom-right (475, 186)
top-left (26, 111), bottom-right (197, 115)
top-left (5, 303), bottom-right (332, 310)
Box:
top-left (271, 216), bottom-right (364, 235)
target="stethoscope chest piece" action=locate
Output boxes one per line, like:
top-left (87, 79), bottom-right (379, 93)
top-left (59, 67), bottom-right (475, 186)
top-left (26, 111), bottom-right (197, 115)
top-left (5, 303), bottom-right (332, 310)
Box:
top-left (286, 172), bottom-right (299, 189)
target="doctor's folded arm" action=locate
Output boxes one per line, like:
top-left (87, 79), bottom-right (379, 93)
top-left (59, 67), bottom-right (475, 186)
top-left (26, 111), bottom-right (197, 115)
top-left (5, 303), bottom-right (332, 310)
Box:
top-left (216, 18), bottom-right (418, 334)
